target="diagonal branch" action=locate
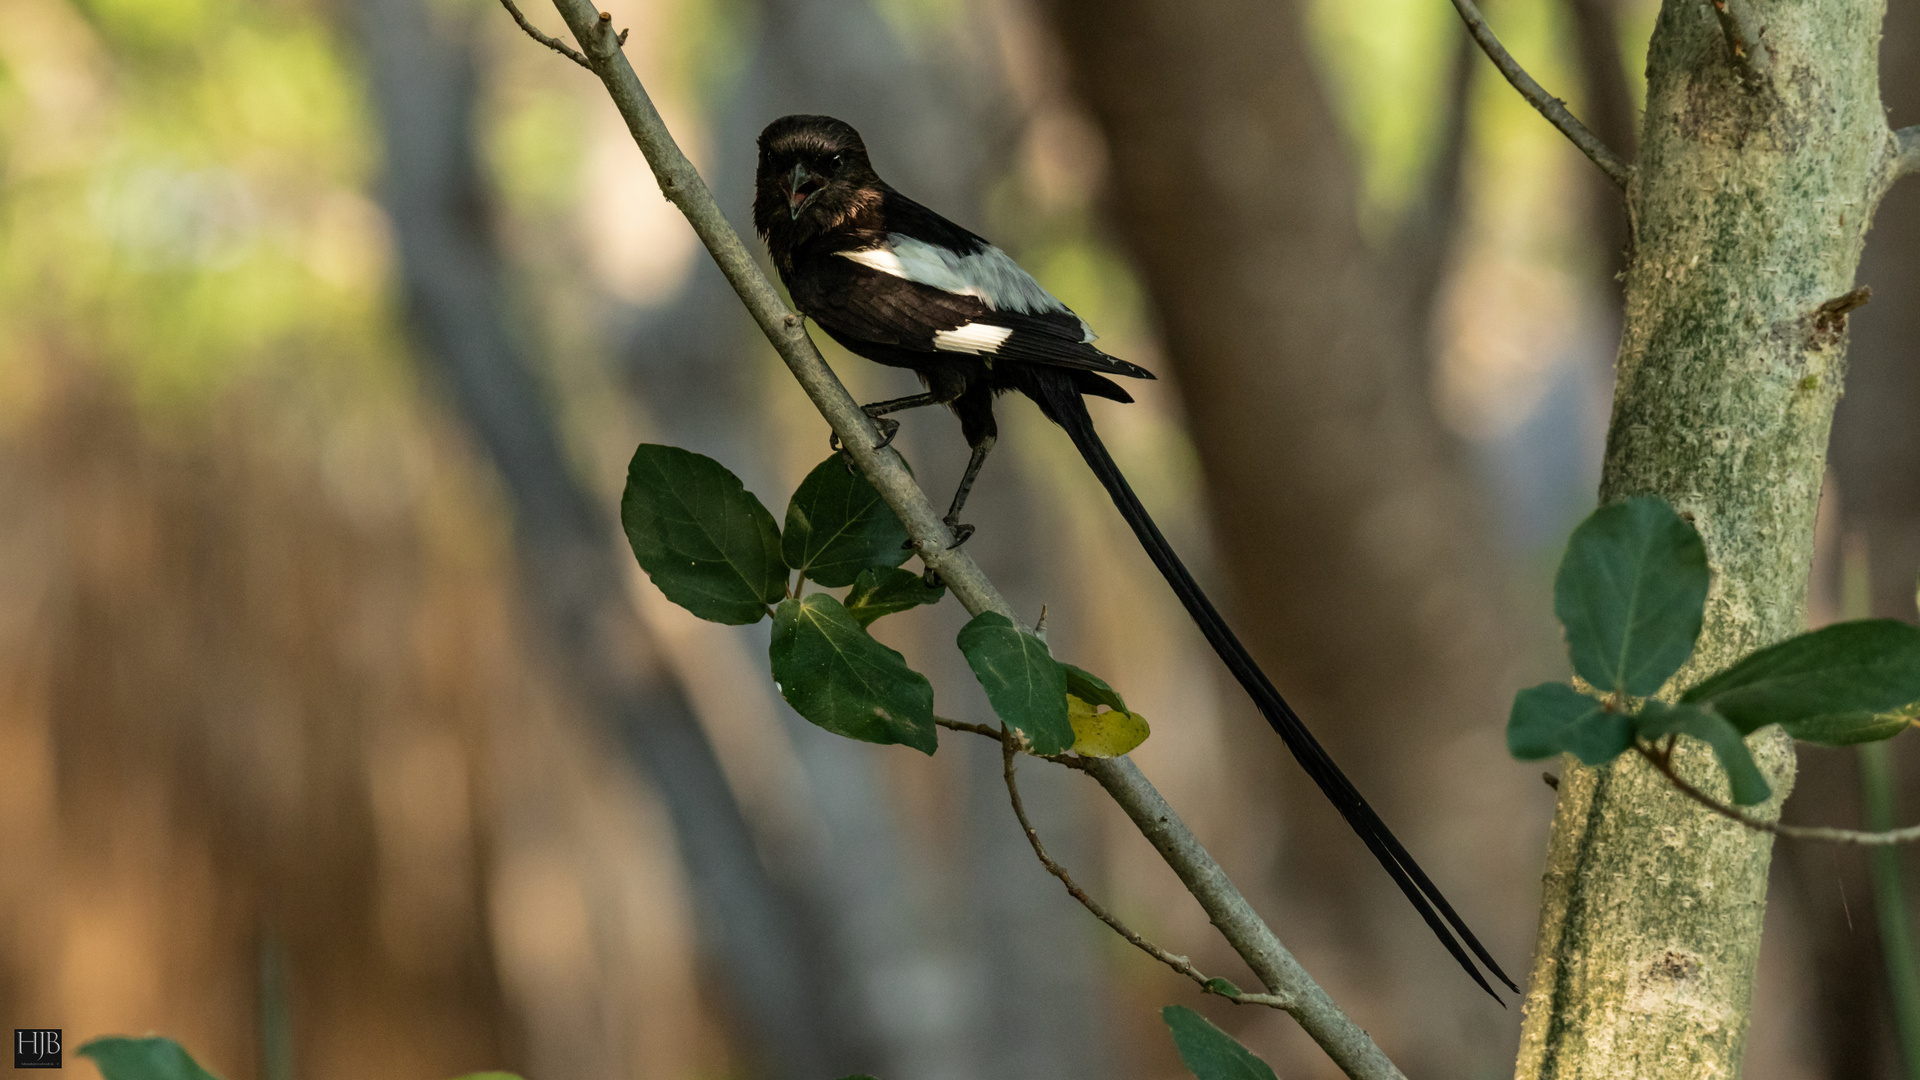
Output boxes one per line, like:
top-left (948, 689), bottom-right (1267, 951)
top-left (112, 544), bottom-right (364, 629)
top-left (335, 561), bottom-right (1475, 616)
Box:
top-left (516, 4), bottom-right (1408, 1078)
top-left (998, 735), bottom-right (1285, 1009)
top-left (1639, 743), bottom-right (1920, 846)
top-left (1446, 0), bottom-right (1633, 190)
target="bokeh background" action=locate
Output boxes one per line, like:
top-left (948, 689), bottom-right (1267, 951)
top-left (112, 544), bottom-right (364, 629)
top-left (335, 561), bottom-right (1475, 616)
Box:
top-left (0, 0), bottom-right (1915, 1076)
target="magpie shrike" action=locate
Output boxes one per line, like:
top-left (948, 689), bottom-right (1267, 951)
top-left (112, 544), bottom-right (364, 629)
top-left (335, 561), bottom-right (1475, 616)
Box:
top-left (753, 113), bottom-right (1513, 1000)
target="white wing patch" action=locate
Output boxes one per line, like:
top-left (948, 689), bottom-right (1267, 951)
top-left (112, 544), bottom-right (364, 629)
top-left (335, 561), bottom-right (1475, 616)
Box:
top-left (932, 323), bottom-right (1014, 354)
top-left (841, 234), bottom-right (1077, 319)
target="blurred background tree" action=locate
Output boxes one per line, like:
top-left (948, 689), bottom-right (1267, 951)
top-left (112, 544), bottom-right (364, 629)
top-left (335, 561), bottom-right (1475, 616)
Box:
top-left (0, 0), bottom-right (1911, 1076)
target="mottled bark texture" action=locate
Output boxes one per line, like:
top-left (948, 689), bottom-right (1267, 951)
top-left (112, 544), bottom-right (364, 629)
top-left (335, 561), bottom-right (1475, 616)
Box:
top-left (1039, 0), bottom-right (1523, 1069)
top-left (1773, 5), bottom-right (1920, 1078)
top-left (1517, 2), bottom-right (1904, 1077)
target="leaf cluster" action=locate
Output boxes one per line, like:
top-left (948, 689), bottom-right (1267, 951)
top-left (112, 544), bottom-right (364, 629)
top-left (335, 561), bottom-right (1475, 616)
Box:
top-left (1509, 497), bottom-right (1920, 804)
top-left (622, 444), bottom-right (1148, 759)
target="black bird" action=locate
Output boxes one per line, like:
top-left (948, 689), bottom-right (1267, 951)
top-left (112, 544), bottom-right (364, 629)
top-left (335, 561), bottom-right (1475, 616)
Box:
top-left (753, 113), bottom-right (1514, 1000)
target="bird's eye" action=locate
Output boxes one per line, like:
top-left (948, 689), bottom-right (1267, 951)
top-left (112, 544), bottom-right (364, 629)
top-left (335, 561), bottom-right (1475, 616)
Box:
top-left (831, 154), bottom-right (844, 170)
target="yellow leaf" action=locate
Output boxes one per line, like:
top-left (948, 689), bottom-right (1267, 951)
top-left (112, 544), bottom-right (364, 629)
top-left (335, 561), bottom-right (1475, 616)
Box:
top-left (1067, 694), bottom-right (1150, 758)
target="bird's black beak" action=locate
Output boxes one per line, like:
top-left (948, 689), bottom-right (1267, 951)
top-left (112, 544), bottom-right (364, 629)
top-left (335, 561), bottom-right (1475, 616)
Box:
top-left (786, 162), bottom-right (822, 219)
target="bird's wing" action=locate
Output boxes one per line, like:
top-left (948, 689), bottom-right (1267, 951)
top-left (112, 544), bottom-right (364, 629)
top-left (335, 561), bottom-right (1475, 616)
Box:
top-left (810, 235), bottom-right (1153, 381)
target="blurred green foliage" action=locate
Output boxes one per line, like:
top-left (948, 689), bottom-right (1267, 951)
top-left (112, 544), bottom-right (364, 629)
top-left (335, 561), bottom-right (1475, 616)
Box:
top-left (0, 0), bottom-right (404, 411)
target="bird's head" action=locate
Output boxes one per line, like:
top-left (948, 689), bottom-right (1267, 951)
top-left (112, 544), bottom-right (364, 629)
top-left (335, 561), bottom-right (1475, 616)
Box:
top-left (754, 115), bottom-right (881, 255)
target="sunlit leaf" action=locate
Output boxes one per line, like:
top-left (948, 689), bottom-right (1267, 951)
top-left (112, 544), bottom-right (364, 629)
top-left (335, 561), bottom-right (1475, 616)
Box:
top-left (770, 595), bottom-right (936, 754)
top-left (1161, 1005), bottom-right (1279, 1080)
top-left (1061, 663), bottom-right (1127, 712)
top-left (783, 455), bottom-right (911, 587)
top-left (1636, 700), bottom-right (1771, 806)
top-left (956, 612), bottom-right (1071, 755)
top-left (1682, 620), bottom-right (1920, 742)
top-left (1506, 682), bottom-right (1634, 766)
top-left (1554, 496), bottom-right (1709, 696)
top-left (843, 566), bottom-right (944, 627)
top-left (80, 1038), bottom-right (223, 1080)
top-left (622, 444), bottom-right (786, 624)
top-left (1068, 693), bottom-right (1150, 758)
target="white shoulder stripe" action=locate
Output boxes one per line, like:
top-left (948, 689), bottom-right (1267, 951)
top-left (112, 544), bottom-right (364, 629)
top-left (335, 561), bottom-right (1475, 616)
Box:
top-left (932, 323), bottom-right (1014, 354)
top-left (840, 234), bottom-right (1072, 317)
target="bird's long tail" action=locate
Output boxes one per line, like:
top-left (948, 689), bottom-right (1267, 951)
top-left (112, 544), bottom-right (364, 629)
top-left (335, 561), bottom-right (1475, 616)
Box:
top-left (1040, 384), bottom-right (1515, 1001)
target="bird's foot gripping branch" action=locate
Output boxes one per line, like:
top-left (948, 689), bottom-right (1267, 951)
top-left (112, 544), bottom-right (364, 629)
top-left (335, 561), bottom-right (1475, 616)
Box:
top-left (1510, 496), bottom-right (1920, 824)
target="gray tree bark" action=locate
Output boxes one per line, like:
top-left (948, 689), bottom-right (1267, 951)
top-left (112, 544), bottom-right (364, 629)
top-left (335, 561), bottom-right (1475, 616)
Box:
top-left (1515, 2), bottom-right (1906, 1076)
top-left (354, 2), bottom-right (880, 1075)
top-left (1772, 6), bottom-right (1920, 1077)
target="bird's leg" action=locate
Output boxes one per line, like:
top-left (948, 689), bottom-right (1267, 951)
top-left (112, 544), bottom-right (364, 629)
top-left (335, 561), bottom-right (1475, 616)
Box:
top-left (940, 434), bottom-right (994, 547)
top-left (926, 386), bottom-right (1000, 550)
top-left (828, 391), bottom-right (950, 455)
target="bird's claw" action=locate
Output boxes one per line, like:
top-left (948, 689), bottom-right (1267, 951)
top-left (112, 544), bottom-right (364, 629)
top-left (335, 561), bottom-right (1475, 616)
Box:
top-left (833, 415), bottom-right (899, 470)
top-left (831, 431), bottom-right (858, 473)
top-left (899, 518), bottom-right (975, 553)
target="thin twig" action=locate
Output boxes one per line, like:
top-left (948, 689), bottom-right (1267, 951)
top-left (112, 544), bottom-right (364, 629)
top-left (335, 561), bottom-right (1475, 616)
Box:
top-left (495, 0), bottom-right (591, 70)
top-left (1708, 0), bottom-right (1773, 85)
top-left (935, 717), bottom-right (1090, 769)
top-left (1897, 126), bottom-right (1920, 182)
top-left (516, 6), bottom-right (1407, 1075)
top-left (1446, 0), bottom-right (1632, 190)
top-left (1638, 743), bottom-right (1920, 846)
top-left (999, 735), bottom-right (1284, 1008)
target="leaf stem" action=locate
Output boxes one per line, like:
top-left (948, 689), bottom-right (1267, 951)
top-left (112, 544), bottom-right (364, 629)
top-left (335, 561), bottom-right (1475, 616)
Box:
top-left (1639, 741), bottom-right (1920, 845)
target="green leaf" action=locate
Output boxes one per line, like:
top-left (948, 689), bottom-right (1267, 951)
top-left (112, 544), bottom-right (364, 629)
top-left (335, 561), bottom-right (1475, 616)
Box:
top-left (1202, 977), bottom-right (1244, 998)
top-left (622, 444), bottom-right (786, 624)
top-left (80, 1038), bottom-right (223, 1080)
top-left (956, 612), bottom-right (1073, 755)
top-left (1681, 620), bottom-right (1920, 741)
top-left (1554, 496), bottom-right (1710, 696)
top-left (843, 567), bottom-right (945, 627)
top-left (770, 595), bottom-right (937, 753)
top-left (1507, 682), bottom-right (1634, 766)
top-left (1636, 700), bottom-right (1772, 806)
top-left (1161, 1006), bottom-right (1279, 1080)
top-left (782, 456), bottom-right (911, 587)
top-left (1780, 706), bottom-right (1916, 747)
top-left (1061, 663), bottom-right (1127, 712)
top-left (1067, 693), bottom-right (1151, 758)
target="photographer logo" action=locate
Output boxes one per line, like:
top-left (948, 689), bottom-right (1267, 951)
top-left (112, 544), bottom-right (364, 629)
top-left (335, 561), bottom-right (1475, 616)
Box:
top-left (14, 1030), bottom-right (60, 1069)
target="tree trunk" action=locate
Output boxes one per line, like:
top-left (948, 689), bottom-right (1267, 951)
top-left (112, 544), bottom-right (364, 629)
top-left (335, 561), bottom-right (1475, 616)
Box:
top-left (1515, 2), bottom-right (1903, 1076)
top-left (1772, 5), bottom-right (1920, 1077)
